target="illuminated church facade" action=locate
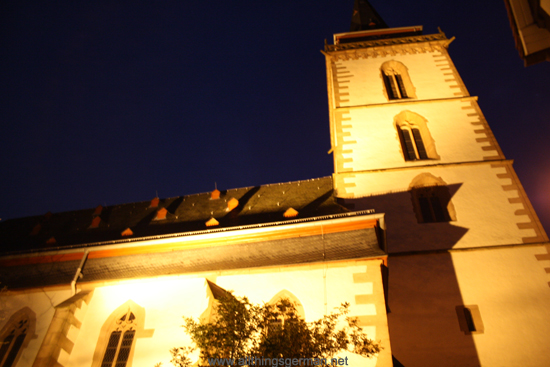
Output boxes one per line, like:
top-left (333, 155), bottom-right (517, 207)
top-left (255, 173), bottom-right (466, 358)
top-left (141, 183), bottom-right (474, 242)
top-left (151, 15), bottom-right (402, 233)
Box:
top-left (1, 2), bottom-right (549, 367)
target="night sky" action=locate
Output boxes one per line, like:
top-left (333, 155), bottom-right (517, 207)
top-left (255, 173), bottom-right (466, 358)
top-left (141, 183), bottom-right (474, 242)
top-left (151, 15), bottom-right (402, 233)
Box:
top-left (1, 1), bottom-right (549, 233)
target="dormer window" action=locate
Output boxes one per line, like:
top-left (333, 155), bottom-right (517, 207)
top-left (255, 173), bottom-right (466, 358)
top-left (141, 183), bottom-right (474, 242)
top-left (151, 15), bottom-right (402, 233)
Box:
top-left (381, 61), bottom-right (416, 100)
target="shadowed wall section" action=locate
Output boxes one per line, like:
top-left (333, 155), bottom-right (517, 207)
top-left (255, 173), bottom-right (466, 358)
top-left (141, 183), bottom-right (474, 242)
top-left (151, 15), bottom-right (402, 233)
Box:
top-left (387, 254), bottom-right (480, 367)
top-left (344, 192), bottom-right (478, 365)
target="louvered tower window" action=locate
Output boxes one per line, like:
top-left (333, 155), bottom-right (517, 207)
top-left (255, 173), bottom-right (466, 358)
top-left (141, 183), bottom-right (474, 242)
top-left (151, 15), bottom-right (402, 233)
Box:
top-left (399, 126), bottom-right (428, 161)
top-left (412, 186), bottom-right (452, 223)
top-left (383, 72), bottom-right (408, 99)
top-left (101, 311), bottom-right (136, 367)
top-left (381, 60), bottom-right (415, 100)
top-left (0, 316), bottom-right (29, 367)
top-left (394, 111), bottom-right (438, 162)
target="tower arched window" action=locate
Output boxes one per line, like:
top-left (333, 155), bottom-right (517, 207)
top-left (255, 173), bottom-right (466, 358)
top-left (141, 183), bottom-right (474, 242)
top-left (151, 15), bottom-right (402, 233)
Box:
top-left (413, 186), bottom-right (451, 222)
top-left (381, 61), bottom-right (416, 100)
top-left (409, 173), bottom-right (457, 223)
top-left (100, 310), bottom-right (136, 367)
top-left (398, 125), bottom-right (428, 160)
top-left (0, 308), bottom-right (35, 367)
top-left (394, 110), bottom-right (439, 161)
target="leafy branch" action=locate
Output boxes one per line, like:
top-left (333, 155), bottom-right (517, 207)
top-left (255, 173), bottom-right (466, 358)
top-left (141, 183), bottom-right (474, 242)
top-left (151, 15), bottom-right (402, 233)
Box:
top-left (160, 292), bottom-right (381, 366)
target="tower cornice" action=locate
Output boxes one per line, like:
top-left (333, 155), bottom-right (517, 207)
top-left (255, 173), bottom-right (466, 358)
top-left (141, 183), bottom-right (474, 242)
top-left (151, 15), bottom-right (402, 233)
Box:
top-left (324, 32), bottom-right (452, 59)
top-left (331, 96), bottom-right (478, 110)
top-left (333, 158), bottom-right (513, 177)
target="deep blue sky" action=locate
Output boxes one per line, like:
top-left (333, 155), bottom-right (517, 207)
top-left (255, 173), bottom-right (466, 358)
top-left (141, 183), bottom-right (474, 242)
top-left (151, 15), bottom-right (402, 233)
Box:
top-left (1, 1), bottom-right (549, 233)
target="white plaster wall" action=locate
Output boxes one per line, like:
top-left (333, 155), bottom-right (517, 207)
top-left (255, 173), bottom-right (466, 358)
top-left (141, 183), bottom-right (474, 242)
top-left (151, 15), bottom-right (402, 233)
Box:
top-left (388, 247), bottom-right (550, 367)
top-left (335, 50), bottom-right (464, 107)
top-left (0, 288), bottom-right (72, 367)
top-left (217, 265), bottom-right (370, 321)
top-left (452, 246), bottom-right (550, 367)
top-left (342, 163), bottom-right (535, 251)
top-left (213, 263), bottom-right (386, 367)
top-left (62, 260), bottom-right (389, 367)
top-left (387, 253), bottom-right (479, 366)
top-left (68, 277), bottom-right (207, 367)
top-left (337, 99), bottom-right (490, 172)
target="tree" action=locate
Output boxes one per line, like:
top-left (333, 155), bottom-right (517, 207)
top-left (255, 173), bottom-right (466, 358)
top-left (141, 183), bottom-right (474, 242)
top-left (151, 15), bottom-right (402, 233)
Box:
top-left (162, 292), bottom-right (381, 366)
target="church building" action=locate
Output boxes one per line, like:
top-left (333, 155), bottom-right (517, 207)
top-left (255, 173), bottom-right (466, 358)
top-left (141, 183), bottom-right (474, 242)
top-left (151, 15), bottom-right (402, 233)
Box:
top-left (1, 1), bottom-right (549, 367)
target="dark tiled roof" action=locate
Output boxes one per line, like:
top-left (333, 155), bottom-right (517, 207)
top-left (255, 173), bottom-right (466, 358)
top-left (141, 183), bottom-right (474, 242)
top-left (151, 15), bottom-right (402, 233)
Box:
top-left (0, 228), bottom-right (383, 289)
top-left (0, 177), bottom-right (348, 255)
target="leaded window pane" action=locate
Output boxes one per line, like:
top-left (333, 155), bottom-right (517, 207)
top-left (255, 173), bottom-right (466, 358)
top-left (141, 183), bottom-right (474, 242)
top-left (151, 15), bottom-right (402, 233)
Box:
top-left (114, 330), bottom-right (135, 367)
top-left (0, 334), bottom-right (14, 364)
top-left (101, 331), bottom-right (122, 367)
top-left (2, 333), bottom-right (25, 367)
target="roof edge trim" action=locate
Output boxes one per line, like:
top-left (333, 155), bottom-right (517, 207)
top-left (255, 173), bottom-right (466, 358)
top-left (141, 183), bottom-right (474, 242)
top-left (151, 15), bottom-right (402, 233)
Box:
top-left (0, 209), bottom-right (377, 258)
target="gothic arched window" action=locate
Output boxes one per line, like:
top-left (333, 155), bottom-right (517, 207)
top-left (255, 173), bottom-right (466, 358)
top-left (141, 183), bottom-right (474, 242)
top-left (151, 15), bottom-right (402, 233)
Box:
top-left (394, 110), bottom-right (439, 161)
top-left (92, 300), bottom-right (152, 367)
top-left (409, 173), bottom-right (457, 224)
top-left (381, 61), bottom-right (416, 100)
top-left (0, 308), bottom-right (35, 367)
top-left (266, 290), bottom-right (306, 333)
top-left (412, 186), bottom-right (451, 223)
top-left (267, 290), bottom-right (305, 319)
top-left (398, 125), bottom-right (428, 160)
top-left (100, 310), bottom-right (136, 367)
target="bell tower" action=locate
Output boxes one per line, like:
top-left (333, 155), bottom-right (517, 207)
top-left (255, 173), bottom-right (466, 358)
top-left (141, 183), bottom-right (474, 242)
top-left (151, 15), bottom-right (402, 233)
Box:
top-left (323, 2), bottom-right (550, 366)
top-left (323, 5), bottom-right (546, 252)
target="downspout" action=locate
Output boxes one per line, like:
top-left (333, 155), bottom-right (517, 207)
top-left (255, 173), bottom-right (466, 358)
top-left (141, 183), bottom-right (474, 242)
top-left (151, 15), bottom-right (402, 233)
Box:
top-left (322, 224), bottom-right (328, 315)
top-left (71, 250), bottom-right (89, 295)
